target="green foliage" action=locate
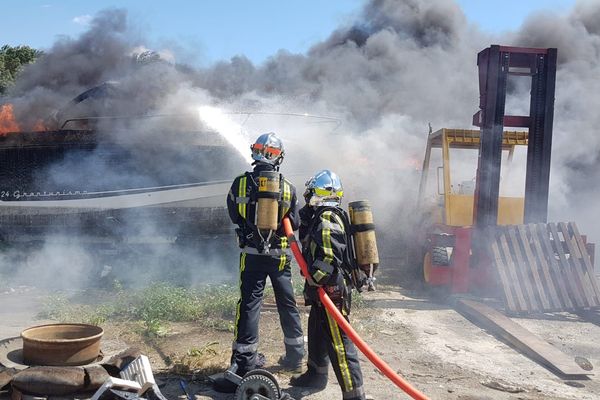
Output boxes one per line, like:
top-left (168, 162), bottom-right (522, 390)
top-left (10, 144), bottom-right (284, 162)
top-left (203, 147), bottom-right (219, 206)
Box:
top-left (37, 283), bottom-right (240, 335)
top-left (171, 342), bottom-right (226, 376)
top-left (37, 295), bottom-right (113, 326)
top-left (142, 318), bottom-right (170, 338)
top-left (0, 45), bottom-right (42, 94)
top-left (133, 283), bottom-right (202, 323)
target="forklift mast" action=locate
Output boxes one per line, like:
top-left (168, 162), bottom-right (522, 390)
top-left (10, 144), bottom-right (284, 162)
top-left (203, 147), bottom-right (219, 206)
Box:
top-left (472, 45), bottom-right (557, 227)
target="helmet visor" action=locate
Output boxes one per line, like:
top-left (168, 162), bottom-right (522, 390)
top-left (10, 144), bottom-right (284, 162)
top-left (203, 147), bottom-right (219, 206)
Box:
top-left (313, 187), bottom-right (344, 198)
top-left (251, 143), bottom-right (282, 160)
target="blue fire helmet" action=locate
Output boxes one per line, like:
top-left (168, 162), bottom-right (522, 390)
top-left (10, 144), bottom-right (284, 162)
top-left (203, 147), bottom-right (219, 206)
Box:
top-left (304, 169), bottom-right (344, 207)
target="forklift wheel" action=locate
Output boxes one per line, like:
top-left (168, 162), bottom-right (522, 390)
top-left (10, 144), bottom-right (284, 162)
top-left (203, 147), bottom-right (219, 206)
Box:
top-left (431, 246), bottom-right (450, 265)
top-left (234, 369), bottom-right (281, 400)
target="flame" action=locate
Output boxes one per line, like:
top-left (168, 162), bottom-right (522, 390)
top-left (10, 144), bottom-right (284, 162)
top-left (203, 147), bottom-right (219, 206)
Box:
top-left (33, 119), bottom-right (48, 132)
top-left (0, 104), bottom-right (20, 135)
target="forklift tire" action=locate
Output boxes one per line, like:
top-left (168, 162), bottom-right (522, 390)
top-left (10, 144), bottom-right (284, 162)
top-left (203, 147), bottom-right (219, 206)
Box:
top-left (431, 246), bottom-right (450, 266)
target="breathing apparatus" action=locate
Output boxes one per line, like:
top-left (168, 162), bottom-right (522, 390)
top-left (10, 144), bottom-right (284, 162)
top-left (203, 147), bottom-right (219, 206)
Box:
top-left (348, 200), bottom-right (379, 291)
top-left (304, 170), bottom-right (380, 291)
top-left (256, 170), bottom-right (281, 250)
top-left (249, 132), bottom-right (286, 253)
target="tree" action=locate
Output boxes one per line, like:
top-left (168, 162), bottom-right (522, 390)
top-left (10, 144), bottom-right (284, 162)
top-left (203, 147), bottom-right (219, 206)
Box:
top-left (0, 45), bottom-right (42, 95)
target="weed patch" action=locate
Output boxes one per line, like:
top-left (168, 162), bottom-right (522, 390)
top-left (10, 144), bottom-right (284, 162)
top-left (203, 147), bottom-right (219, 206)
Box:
top-left (37, 283), bottom-right (239, 334)
top-left (169, 342), bottom-right (226, 377)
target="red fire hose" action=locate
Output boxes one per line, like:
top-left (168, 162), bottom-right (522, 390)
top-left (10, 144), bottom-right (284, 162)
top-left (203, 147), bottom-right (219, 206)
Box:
top-left (282, 217), bottom-right (429, 400)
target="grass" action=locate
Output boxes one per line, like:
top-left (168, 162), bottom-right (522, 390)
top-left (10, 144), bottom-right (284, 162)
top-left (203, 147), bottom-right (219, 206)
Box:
top-left (37, 294), bottom-right (116, 326)
top-left (37, 281), bottom-right (239, 336)
top-left (169, 342), bottom-right (227, 377)
top-left (37, 263), bottom-right (369, 336)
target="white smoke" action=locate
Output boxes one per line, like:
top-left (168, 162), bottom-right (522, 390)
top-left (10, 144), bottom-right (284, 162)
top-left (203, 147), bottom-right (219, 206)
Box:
top-left (3, 0), bottom-right (600, 289)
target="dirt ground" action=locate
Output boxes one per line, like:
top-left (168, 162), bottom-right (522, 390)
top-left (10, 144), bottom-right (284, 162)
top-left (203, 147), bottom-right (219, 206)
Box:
top-left (1, 285), bottom-right (599, 400)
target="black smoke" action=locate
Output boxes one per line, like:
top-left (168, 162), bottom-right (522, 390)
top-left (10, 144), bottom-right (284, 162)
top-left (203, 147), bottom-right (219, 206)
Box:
top-left (3, 0), bottom-right (600, 289)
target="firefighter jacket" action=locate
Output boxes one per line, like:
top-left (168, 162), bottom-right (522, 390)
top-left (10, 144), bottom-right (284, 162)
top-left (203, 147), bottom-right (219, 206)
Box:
top-left (227, 163), bottom-right (300, 253)
top-left (299, 205), bottom-right (352, 310)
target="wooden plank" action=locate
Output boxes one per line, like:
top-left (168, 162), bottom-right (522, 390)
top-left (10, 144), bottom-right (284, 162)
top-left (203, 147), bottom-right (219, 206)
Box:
top-left (533, 224), bottom-right (574, 310)
top-left (526, 224), bottom-right (562, 311)
top-left (569, 222), bottom-right (600, 304)
top-left (491, 236), bottom-right (518, 312)
top-left (456, 299), bottom-right (592, 377)
top-left (517, 224), bottom-right (552, 311)
top-left (498, 232), bottom-right (529, 312)
top-left (507, 226), bottom-right (539, 312)
top-left (558, 222), bottom-right (597, 308)
top-left (547, 223), bottom-right (587, 308)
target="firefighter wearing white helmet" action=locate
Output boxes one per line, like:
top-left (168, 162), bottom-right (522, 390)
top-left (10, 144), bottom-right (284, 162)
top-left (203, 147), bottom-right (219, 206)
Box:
top-left (290, 169), bottom-right (367, 400)
top-left (214, 132), bottom-right (305, 393)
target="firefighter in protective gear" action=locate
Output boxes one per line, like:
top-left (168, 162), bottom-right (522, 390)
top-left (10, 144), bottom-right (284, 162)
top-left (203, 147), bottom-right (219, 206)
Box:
top-left (290, 170), bottom-right (366, 400)
top-left (213, 132), bottom-right (305, 393)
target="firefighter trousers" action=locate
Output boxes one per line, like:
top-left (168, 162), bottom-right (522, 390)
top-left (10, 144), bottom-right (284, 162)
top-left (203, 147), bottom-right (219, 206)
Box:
top-left (306, 302), bottom-right (365, 400)
top-left (231, 252), bottom-right (304, 372)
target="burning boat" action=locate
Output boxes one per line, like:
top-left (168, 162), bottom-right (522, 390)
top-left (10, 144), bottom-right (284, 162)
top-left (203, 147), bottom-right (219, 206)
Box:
top-left (0, 98), bottom-right (247, 244)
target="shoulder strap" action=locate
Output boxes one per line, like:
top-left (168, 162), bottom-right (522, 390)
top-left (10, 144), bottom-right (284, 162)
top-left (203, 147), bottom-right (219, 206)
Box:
top-left (278, 176), bottom-right (292, 221)
top-left (235, 173), bottom-right (249, 219)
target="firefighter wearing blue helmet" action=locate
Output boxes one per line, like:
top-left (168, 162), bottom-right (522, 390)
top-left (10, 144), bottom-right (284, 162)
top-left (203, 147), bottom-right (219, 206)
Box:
top-left (290, 169), bottom-right (367, 400)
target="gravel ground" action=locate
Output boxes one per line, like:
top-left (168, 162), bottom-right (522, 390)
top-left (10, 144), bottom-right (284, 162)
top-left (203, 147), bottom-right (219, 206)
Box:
top-left (1, 287), bottom-right (599, 400)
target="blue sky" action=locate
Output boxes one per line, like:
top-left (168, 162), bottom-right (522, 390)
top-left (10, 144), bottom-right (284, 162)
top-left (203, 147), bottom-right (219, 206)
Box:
top-left (3, 0), bottom-right (576, 66)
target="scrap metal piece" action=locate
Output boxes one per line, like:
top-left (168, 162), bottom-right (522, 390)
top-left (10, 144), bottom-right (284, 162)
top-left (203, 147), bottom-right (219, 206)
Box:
top-left (234, 370), bottom-right (281, 400)
top-left (90, 377), bottom-right (142, 400)
top-left (21, 323), bottom-right (103, 366)
top-left (102, 347), bottom-right (142, 376)
top-left (0, 338), bottom-right (27, 370)
top-left (119, 355), bottom-right (155, 391)
top-left (91, 355), bottom-right (167, 400)
top-left (0, 336), bottom-right (108, 371)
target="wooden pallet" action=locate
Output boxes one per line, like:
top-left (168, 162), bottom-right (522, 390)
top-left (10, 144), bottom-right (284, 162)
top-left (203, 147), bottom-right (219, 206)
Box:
top-left (490, 222), bottom-right (600, 314)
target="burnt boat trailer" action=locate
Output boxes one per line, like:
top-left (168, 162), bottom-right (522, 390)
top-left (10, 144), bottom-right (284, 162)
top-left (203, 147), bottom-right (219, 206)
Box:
top-left (418, 46), bottom-right (599, 379)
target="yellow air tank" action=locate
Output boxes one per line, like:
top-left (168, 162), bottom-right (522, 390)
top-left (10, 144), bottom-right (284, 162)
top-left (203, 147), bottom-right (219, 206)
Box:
top-left (257, 171), bottom-right (281, 231)
top-left (348, 200), bottom-right (379, 268)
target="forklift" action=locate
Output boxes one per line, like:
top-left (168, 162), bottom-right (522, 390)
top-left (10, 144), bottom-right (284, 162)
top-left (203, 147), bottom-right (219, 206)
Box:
top-left (417, 45), bottom-right (561, 295)
top-left (416, 45), bottom-right (598, 314)
top-left (417, 127), bottom-right (529, 292)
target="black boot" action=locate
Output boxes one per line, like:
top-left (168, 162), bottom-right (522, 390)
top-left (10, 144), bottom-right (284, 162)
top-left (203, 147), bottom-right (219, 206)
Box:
top-left (277, 355), bottom-right (303, 373)
top-left (212, 375), bottom-right (238, 393)
top-left (289, 369), bottom-right (327, 389)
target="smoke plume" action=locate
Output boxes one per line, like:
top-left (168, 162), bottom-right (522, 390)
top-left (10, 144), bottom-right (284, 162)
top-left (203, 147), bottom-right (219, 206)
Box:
top-left (2, 0), bottom-right (600, 290)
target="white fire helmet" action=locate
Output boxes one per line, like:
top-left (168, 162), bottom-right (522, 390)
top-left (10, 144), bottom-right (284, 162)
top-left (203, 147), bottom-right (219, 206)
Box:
top-left (250, 132), bottom-right (285, 166)
top-left (304, 169), bottom-right (344, 207)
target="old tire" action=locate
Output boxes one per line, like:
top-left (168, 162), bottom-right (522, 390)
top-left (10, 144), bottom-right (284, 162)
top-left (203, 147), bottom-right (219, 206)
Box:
top-left (431, 246), bottom-right (450, 266)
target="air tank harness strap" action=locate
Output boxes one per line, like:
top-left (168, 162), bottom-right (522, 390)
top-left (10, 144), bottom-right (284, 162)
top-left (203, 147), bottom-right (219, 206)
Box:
top-left (282, 217), bottom-right (430, 400)
top-left (350, 223), bottom-right (376, 233)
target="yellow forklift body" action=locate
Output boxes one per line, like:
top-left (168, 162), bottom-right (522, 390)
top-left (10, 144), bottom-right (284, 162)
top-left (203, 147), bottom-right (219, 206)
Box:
top-left (419, 129), bottom-right (529, 227)
top-left (446, 195), bottom-right (524, 226)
